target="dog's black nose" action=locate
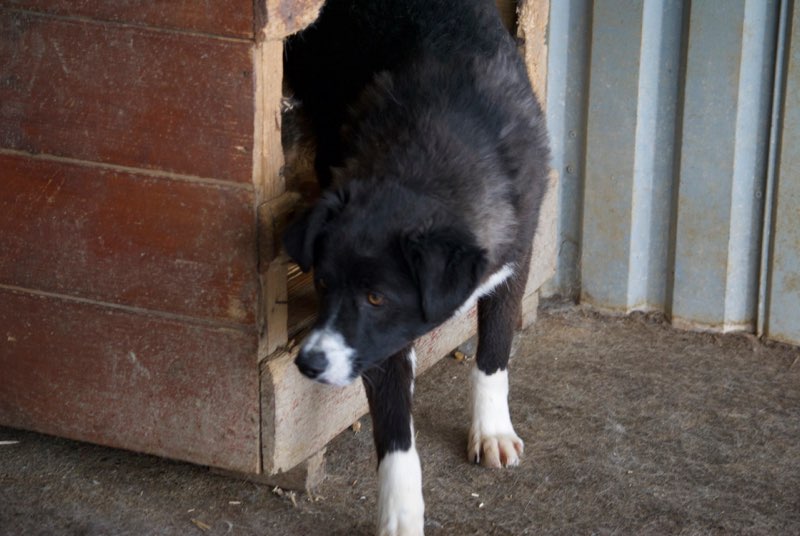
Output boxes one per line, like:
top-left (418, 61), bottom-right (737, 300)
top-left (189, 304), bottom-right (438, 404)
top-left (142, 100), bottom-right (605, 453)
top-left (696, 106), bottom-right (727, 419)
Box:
top-left (295, 350), bottom-right (327, 379)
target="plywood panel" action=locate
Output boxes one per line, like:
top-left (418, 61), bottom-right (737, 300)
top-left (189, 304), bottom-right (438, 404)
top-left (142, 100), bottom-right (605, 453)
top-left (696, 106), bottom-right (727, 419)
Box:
top-left (0, 153), bottom-right (258, 325)
top-left (0, 1), bottom-right (255, 38)
top-left (0, 10), bottom-right (254, 182)
top-left (0, 288), bottom-right (260, 473)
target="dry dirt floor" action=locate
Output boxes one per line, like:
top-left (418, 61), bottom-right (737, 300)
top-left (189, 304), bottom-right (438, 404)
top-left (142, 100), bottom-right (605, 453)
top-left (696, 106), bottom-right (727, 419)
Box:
top-left (2, 304), bottom-right (799, 535)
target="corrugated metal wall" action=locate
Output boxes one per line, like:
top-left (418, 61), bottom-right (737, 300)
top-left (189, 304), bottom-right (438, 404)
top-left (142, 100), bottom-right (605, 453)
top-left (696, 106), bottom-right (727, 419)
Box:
top-left (544, 0), bottom-right (800, 345)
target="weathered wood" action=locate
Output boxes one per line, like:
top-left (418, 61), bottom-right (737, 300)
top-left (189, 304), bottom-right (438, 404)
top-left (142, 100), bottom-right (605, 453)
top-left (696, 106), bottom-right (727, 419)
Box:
top-left (518, 0), bottom-right (550, 102)
top-left (519, 0), bottom-right (555, 316)
top-left (0, 10), bottom-right (254, 181)
top-left (253, 37), bottom-right (292, 359)
top-left (521, 288), bottom-right (539, 329)
top-left (524, 169), bottom-right (558, 298)
top-left (0, 287), bottom-right (260, 473)
top-left (261, 308), bottom-right (478, 474)
top-left (260, 0), bottom-right (325, 40)
top-left (0, 152), bottom-right (258, 325)
top-left (215, 448), bottom-right (327, 492)
top-left (0, 1), bottom-right (256, 38)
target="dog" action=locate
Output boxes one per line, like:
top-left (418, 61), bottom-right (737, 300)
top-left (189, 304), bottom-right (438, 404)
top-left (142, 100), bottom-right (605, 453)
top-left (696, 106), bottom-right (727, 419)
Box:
top-left (283, 1), bottom-right (549, 534)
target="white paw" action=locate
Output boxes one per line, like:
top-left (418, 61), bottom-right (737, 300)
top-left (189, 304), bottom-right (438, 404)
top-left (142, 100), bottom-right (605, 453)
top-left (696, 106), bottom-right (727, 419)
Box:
top-left (468, 429), bottom-right (524, 468)
top-left (377, 449), bottom-right (425, 536)
top-left (468, 367), bottom-right (524, 468)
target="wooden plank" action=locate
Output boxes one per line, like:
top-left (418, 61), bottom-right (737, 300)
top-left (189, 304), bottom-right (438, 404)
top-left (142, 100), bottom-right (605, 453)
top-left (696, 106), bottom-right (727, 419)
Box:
top-left (519, 1), bottom-right (556, 302)
top-left (214, 448), bottom-right (327, 492)
top-left (253, 38), bottom-right (291, 356)
top-left (0, 1), bottom-right (255, 38)
top-left (517, 0), bottom-right (549, 104)
top-left (524, 169), bottom-right (557, 297)
top-left (0, 153), bottom-right (258, 325)
top-left (0, 10), bottom-right (254, 182)
top-left (0, 287), bottom-right (260, 473)
top-left (260, 0), bottom-right (325, 40)
top-left (262, 308), bottom-right (478, 474)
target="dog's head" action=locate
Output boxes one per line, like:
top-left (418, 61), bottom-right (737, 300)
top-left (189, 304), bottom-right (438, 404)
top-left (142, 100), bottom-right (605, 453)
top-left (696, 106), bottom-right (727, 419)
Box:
top-left (283, 183), bottom-right (488, 385)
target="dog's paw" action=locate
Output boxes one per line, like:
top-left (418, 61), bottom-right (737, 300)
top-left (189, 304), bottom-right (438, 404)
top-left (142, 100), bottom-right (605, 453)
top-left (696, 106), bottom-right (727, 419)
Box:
top-left (377, 449), bottom-right (425, 536)
top-left (468, 367), bottom-right (523, 468)
top-left (468, 429), bottom-right (524, 468)
top-left (377, 505), bottom-right (424, 536)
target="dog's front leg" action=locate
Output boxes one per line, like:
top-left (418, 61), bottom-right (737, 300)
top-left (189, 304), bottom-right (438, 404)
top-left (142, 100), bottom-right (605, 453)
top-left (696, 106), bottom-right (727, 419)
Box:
top-left (362, 346), bottom-right (424, 536)
top-left (469, 255), bottom-right (530, 468)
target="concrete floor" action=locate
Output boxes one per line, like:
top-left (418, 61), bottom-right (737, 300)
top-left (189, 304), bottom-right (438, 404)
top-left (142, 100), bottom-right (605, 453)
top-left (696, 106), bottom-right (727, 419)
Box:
top-left (2, 305), bottom-right (799, 535)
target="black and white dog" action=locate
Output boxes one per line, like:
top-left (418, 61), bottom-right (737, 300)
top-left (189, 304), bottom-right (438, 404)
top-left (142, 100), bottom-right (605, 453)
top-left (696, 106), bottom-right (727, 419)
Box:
top-left (283, 1), bottom-right (549, 533)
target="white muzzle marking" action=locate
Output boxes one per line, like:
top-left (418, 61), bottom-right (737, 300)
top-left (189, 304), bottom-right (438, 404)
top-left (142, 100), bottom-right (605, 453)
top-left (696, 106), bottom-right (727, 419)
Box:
top-left (300, 328), bottom-right (356, 386)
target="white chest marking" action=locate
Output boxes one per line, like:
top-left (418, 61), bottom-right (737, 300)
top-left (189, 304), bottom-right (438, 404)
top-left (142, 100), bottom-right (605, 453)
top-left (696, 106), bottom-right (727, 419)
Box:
top-left (454, 263), bottom-right (515, 317)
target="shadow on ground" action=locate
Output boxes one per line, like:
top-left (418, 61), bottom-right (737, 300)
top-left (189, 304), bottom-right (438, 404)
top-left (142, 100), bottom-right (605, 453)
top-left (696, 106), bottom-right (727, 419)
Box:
top-left (2, 305), bottom-right (799, 535)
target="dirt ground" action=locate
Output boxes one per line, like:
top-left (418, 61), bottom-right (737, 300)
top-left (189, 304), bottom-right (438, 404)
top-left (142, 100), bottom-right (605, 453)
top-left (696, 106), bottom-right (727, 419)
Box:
top-left (2, 304), bottom-right (799, 535)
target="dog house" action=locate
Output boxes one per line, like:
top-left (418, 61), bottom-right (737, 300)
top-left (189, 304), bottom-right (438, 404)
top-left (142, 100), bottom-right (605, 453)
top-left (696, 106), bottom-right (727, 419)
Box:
top-left (0, 0), bottom-right (555, 482)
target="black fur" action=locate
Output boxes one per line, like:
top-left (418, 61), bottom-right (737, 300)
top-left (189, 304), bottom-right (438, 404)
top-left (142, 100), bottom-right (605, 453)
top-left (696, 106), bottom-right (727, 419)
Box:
top-left (283, 0), bottom-right (549, 466)
top-left (362, 347), bottom-right (415, 462)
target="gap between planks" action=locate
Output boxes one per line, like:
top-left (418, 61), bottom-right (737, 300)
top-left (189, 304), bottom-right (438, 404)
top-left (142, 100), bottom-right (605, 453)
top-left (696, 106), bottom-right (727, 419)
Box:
top-left (0, 148), bottom-right (254, 191)
top-left (2, 7), bottom-right (255, 43)
top-left (0, 283), bottom-right (257, 334)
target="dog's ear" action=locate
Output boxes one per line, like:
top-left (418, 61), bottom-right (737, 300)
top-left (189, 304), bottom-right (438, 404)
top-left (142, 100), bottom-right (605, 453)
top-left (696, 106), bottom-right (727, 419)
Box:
top-left (401, 227), bottom-right (488, 324)
top-left (283, 192), bottom-right (345, 272)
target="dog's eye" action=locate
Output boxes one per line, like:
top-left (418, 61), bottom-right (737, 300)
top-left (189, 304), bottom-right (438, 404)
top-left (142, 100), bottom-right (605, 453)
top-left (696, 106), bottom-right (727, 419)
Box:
top-left (366, 292), bottom-right (385, 307)
top-left (316, 277), bottom-right (327, 291)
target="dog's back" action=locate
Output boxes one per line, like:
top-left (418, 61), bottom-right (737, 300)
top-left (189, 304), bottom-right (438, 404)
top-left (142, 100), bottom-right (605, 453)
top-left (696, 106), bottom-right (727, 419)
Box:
top-left (285, 0), bottom-right (549, 269)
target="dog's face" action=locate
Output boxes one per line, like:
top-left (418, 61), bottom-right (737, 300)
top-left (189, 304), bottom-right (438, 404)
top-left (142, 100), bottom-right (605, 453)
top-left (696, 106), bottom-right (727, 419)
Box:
top-left (283, 184), bottom-right (488, 386)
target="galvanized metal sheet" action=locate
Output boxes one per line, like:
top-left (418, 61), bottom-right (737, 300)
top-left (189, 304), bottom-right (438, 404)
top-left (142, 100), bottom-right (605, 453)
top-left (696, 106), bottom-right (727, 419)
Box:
top-left (543, 0), bottom-right (592, 299)
top-left (581, 0), bottom-right (683, 312)
top-left (673, 0), bottom-right (777, 331)
top-left (545, 0), bottom-right (796, 344)
top-left (768, 3), bottom-right (800, 344)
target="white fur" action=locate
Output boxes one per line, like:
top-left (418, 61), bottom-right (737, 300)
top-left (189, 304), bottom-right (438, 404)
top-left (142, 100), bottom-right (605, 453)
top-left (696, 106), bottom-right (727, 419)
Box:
top-left (407, 348), bottom-right (417, 396)
top-left (453, 263), bottom-right (514, 317)
top-left (300, 328), bottom-right (355, 386)
top-left (468, 367), bottom-right (523, 467)
top-left (377, 440), bottom-right (425, 536)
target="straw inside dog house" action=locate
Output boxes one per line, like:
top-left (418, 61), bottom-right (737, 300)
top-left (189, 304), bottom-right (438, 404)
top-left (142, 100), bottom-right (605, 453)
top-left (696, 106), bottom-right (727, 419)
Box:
top-left (0, 0), bottom-right (555, 483)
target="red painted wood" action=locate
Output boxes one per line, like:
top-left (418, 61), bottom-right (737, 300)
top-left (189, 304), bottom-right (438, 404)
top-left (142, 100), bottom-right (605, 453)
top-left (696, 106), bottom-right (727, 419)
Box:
top-left (0, 10), bottom-right (255, 182)
top-left (0, 0), bottom-right (256, 38)
top-left (0, 288), bottom-right (260, 473)
top-left (0, 153), bottom-right (258, 325)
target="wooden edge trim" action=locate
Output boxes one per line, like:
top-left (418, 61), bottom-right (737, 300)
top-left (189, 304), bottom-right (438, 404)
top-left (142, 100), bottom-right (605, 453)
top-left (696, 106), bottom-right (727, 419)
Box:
top-left (257, 0), bottom-right (325, 41)
top-left (261, 308), bottom-right (478, 474)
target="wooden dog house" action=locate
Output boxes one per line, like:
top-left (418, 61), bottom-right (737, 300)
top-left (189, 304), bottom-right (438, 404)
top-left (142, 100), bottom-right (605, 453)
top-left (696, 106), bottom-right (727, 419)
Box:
top-left (0, 0), bottom-right (555, 482)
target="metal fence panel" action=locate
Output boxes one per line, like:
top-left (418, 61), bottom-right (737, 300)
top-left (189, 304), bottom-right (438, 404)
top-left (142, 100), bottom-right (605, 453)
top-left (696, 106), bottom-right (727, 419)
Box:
top-left (545, 0), bottom-right (797, 344)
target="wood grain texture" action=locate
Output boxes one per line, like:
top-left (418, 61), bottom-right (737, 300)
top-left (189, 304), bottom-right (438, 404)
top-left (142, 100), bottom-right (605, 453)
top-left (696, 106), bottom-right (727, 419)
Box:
top-left (0, 0), bottom-right (255, 38)
top-left (0, 288), bottom-right (260, 473)
top-left (262, 308), bottom-right (477, 474)
top-left (0, 10), bottom-right (255, 181)
top-left (525, 169), bottom-right (558, 296)
top-left (518, 0), bottom-right (549, 102)
top-left (519, 1), bottom-right (555, 301)
top-left (261, 0), bottom-right (324, 40)
top-left (0, 153), bottom-right (258, 325)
